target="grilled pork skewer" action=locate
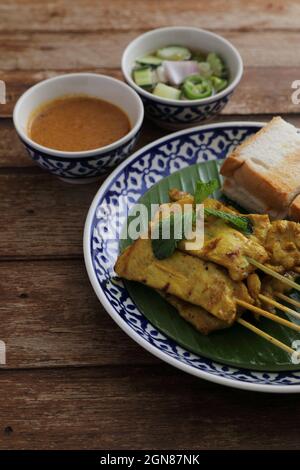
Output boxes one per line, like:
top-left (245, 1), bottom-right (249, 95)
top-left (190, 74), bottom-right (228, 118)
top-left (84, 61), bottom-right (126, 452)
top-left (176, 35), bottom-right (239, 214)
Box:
top-left (167, 190), bottom-right (269, 281)
top-left (159, 289), bottom-right (299, 358)
top-left (169, 189), bottom-right (300, 279)
top-left (115, 237), bottom-right (252, 324)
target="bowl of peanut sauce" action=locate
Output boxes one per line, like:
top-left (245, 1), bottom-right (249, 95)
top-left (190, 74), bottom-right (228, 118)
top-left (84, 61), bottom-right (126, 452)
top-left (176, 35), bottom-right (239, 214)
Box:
top-left (13, 73), bottom-right (144, 183)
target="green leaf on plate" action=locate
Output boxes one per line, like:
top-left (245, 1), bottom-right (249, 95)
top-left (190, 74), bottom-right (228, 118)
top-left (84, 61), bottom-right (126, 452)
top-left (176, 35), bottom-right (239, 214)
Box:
top-left (194, 178), bottom-right (219, 204)
top-left (204, 208), bottom-right (253, 235)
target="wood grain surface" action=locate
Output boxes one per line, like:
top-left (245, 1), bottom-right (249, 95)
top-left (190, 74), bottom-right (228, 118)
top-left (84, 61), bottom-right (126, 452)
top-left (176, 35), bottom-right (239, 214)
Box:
top-left (1, 0), bottom-right (300, 32)
top-left (1, 67), bottom-right (300, 117)
top-left (0, 0), bottom-right (300, 450)
top-left (1, 366), bottom-right (300, 450)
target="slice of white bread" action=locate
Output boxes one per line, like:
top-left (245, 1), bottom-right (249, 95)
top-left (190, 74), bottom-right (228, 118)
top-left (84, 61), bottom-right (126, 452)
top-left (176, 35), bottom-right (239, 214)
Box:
top-left (221, 117), bottom-right (300, 220)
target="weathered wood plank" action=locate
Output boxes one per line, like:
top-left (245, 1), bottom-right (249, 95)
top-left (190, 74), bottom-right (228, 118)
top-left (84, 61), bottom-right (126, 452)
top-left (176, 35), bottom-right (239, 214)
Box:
top-left (0, 259), bottom-right (156, 369)
top-left (1, 366), bottom-right (300, 450)
top-left (1, 66), bottom-right (299, 118)
top-left (0, 172), bottom-right (99, 258)
top-left (0, 119), bottom-right (28, 165)
top-left (2, 113), bottom-right (300, 169)
top-left (0, 31), bottom-right (299, 72)
top-left (0, 0), bottom-right (299, 33)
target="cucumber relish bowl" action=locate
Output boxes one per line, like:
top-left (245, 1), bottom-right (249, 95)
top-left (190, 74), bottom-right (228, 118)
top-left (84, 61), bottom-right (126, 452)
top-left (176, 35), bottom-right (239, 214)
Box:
top-left (122, 26), bottom-right (243, 131)
top-left (13, 73), bottom-right (144, 184)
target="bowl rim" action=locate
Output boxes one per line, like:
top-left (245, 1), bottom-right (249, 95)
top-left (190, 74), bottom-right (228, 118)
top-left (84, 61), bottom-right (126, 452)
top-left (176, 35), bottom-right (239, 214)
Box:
top-left (121, 26), bottom-right (243, 106)
top-left (13, 72), bottom-right (144, 159)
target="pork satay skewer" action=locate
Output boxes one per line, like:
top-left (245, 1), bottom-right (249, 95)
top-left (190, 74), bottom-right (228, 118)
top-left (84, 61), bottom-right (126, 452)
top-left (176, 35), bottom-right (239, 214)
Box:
top-left (258, 294), bottom-right (300, 321)
top-left (236, 299), bottom-right (300, 332)
top-left (275, 292), bottom-right (300, 310)
top-left (163, 291), bottom-right (300, 358)
top-left (237, 318), bottom-right (300, 359)
top-left (165, 193), bottom-right (269, 282)
top-left (161, 290), bottom-right (300, 358)
top-left (116, 238), bottom-right (300, 329)
top-left (247, 258), bottom-right (300, 293)
top-left (114, 237), bottom-right (252, 323)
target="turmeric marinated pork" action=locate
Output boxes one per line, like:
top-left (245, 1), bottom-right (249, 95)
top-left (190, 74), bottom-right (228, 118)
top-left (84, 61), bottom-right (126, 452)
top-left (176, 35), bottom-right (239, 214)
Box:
top-left (116, 182), bottom-right (300, 337)
top-left (264, 220), bottom-right (300, 273)
top-left (260, 271), bottom-right (299, 313)
top-left (167, 189), bottom-right (269, 281)
top-left (179, 208), bottom-right (268, 281)
top-left (159, 292), bottom-right (231, 335)
top-left (115, 237), bottom-right (252, 323)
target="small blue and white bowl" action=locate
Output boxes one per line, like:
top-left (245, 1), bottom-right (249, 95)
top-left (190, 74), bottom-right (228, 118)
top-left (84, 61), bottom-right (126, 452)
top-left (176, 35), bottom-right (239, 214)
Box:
top-left (122, 27), bottom-right (243, 130)
top-left (13, 73), bottom-right (144, 183)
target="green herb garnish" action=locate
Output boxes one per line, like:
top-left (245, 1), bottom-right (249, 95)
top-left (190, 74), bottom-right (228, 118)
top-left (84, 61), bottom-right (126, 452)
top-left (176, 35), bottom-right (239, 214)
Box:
top-left (194, 179), bottom-right (219, 204)
top-left (204, 208), bottom-right (253, 235)
top-left (151, 178), bottom-right (252, 260)
top-left (151, 210), bottom-right (194, 260)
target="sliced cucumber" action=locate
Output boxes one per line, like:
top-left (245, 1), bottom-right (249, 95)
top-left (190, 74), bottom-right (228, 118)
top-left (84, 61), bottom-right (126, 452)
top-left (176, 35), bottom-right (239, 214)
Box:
top-left (157, 46), bottom-right (191, 61)
top-left (136, 55), bottom-right (162, 66)
top-left (207, 52), bottom-right (226, 78)
top-left (133, 67), bottom-right (154, 87)
top-left (153, 83), bottom-right (181, 100)
top-left (198, 62), bottom-right (212, 78)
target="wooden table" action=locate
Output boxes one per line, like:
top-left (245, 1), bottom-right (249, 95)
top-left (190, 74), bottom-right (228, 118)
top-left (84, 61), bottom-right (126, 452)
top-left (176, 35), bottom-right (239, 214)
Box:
top-left (1, 0), bottom-right (300, 450)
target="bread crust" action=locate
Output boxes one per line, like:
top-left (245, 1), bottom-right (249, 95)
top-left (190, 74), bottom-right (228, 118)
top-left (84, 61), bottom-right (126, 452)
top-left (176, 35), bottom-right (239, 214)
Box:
top-left (289, 195), bottom-right (300, 222)
top-left (221, 117), bottom-right (284, 177)
top-left (220, 117), bottom-right (300, 218)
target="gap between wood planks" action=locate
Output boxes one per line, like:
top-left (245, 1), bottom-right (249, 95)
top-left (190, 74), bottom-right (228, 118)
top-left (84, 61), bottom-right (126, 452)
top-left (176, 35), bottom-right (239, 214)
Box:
top-left (1, 26), bottom-right (300, 34)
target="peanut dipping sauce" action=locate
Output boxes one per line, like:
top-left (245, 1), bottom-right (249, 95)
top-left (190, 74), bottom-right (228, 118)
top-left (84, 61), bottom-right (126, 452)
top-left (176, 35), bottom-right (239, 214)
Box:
top-left (28, 95), bottom-right (131, 152)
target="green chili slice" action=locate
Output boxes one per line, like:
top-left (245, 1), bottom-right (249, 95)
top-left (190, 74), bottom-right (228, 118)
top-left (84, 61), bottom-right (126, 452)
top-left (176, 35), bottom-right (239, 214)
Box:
top-left (182, 75), bottom-right (213, 100)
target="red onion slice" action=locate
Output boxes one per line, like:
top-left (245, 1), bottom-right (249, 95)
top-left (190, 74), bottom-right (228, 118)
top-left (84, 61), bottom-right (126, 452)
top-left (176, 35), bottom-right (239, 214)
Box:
top-left (163, 61), bottom-right (200, 86)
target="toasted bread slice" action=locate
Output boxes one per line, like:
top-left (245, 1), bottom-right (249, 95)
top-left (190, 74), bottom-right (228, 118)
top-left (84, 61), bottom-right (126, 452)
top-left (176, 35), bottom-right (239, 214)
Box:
top-left (221, 117), bottom-right (300, 219)
top-left (289, 195), bottom-right (300, 221)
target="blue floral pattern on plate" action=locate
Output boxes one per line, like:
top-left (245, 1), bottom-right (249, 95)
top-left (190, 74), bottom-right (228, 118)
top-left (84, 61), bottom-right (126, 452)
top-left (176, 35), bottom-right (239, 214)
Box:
top-left (84, 122), bottom-right (300, 392)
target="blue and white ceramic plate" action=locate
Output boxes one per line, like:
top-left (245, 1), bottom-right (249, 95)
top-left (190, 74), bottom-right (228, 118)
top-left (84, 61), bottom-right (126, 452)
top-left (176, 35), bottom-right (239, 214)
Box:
top-left (84, 122), bottom-right (300, 393)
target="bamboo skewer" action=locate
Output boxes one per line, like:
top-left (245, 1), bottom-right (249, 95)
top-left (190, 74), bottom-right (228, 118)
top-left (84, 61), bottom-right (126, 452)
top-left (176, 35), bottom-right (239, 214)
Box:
top-left (247, 257), bottom-right (300, 293)
top-left (258, 294), bottom-right (300, 321)
top-left (236, 299), bottom-right (300, 332)
top-left (237, 318), bottom-right (300, 359)
top-left (275, 292), bottom-right (300, 310)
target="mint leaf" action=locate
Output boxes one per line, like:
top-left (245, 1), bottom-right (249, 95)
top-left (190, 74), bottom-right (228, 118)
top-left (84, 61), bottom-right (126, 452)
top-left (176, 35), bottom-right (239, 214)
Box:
top-left (194, 179), bottom-right (219, 204)
top-left (204, 208), bottom-right (253, 235)
top-left (151, 210), bottom-right (194, 260)
top-left (151, 235), bottom-right (177, 260)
